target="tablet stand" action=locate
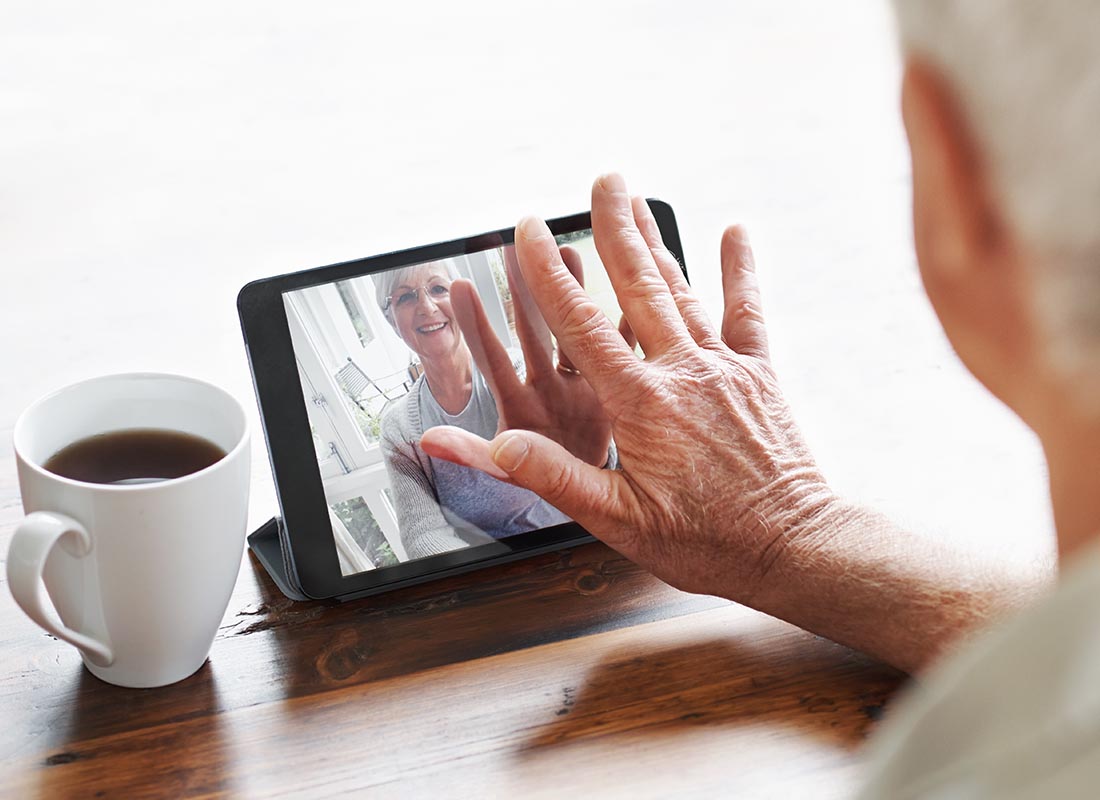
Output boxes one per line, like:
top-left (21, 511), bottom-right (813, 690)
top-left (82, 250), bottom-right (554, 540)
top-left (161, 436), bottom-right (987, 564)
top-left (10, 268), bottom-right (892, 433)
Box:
top-left (247, 518), bottom-right (309, 601)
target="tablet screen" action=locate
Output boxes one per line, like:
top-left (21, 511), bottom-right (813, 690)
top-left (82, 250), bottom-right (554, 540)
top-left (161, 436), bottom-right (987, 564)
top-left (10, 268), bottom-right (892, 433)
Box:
top-left (282, 230), bottom-right (616, 576)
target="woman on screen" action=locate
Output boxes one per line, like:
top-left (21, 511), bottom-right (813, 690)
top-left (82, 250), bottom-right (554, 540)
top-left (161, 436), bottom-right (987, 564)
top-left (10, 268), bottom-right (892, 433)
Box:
top-left (375, 259), bottom-right (572, 559)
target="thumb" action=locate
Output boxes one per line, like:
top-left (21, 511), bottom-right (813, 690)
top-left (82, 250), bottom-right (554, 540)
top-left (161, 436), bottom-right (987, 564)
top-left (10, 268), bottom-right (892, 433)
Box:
top-left (489, 430), bottom-right (629, 532)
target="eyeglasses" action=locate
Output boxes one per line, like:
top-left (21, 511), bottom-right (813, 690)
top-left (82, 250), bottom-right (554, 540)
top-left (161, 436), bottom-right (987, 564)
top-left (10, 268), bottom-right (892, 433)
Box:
top-left (386, 281), bottom-right (451, 312)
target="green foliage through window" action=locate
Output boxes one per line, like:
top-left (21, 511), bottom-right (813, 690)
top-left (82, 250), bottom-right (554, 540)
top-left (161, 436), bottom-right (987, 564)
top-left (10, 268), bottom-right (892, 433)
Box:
top-left (332, 496), bottom-right (398, 568)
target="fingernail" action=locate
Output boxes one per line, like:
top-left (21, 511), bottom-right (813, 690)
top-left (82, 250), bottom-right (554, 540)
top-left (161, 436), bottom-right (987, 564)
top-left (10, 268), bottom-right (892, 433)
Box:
top-left (492, 435), bottom-right (530, 472)
top-left (726, 224), bottom-right (750, 245)
top-left (597, 173), bottom-right (627, 194)
top-left (518, 216), bottom-right (551, 241)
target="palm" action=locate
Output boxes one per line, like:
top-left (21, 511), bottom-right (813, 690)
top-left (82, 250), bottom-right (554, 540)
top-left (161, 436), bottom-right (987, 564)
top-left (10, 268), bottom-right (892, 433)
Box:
top-left (443, 245), bottom-right (613, 468)
top-left (491, 356), bottom-right (610, 467)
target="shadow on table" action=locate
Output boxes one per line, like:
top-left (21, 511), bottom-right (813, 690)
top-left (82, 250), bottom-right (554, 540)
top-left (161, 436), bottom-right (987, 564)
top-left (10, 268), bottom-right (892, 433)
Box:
top-left (518, 634), bottom-right (906, 755)
top-left (30, 662), bottom-right (236, 798)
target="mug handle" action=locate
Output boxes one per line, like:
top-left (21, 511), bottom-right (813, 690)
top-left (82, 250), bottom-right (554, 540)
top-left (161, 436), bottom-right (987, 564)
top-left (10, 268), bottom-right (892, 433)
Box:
top-left (7, 511), bottom-right (114, 667)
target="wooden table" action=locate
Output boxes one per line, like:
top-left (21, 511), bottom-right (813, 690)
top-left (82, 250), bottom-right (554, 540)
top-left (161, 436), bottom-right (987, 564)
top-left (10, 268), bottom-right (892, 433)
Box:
top-left (0, 511), bottom-right (904, 798)
top-left (1, 1), bottom-right (1052, 796)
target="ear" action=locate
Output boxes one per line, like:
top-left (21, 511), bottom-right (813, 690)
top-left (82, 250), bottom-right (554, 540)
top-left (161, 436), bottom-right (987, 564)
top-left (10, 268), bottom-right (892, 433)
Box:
top-left (902, 58), bottom-right (1005, 294)
top-left (901, 57), bottom-right (1036, 409)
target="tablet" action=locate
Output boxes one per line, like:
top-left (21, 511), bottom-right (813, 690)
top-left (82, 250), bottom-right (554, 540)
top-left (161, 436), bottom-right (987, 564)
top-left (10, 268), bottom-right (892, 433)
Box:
top-left (238, 201), bottom-right (685, 601)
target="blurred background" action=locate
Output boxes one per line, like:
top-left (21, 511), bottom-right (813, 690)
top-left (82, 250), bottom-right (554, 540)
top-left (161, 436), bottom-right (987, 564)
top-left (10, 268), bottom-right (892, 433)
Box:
top-left (0, 0), bottom-right (1053, 567)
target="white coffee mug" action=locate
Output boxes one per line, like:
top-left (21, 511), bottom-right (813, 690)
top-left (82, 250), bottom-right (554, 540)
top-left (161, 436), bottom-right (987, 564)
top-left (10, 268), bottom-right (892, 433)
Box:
top-left (8, 373), bottom-right (250, 688)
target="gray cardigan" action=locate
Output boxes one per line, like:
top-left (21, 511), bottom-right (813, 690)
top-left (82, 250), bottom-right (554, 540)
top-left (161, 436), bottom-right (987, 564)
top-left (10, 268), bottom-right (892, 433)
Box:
top-left (378, 380), bottom-right (497, 560)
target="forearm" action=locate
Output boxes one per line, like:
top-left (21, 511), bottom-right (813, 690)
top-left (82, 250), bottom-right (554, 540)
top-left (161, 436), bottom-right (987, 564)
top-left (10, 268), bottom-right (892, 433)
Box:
top-left (746, 499), bottom-right (1052, 674)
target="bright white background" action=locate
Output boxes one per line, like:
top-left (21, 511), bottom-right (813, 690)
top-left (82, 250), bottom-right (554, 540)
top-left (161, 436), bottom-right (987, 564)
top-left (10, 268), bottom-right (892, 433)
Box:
top-left (0, 1), bottom-right (1052, 565)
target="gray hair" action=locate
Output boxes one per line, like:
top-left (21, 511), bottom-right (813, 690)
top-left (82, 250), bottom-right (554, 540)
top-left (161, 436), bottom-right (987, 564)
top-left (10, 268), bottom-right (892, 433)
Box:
top-left (373, 259), bottom-right (459, 328)
top-left (893, 0), bottom-right (1100, 400)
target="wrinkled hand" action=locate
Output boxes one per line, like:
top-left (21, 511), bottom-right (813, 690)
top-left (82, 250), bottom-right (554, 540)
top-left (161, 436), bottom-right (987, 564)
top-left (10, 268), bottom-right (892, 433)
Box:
top-left (424, 174), bottom-right (835, 602)
top-left (420, 242), bottom-right (613, 474)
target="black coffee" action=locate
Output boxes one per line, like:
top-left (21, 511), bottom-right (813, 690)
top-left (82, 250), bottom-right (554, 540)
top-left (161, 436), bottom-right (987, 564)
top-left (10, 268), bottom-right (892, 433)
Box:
top-left (43, 428), bottom-right (227, 485)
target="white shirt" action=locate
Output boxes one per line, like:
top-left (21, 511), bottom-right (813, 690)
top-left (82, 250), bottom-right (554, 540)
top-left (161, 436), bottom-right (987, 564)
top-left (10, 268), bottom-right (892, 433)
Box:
top-left (859, 540), bottom-right (1100, 799)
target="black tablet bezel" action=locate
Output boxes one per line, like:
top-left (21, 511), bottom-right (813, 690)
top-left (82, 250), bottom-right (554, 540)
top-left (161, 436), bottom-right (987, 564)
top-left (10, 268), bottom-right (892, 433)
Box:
top-left (238, 201), bottom-right (685, 600)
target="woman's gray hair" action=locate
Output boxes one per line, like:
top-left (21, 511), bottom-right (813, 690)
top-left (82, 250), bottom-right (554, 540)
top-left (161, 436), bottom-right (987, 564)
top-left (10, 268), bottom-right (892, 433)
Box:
top-left (373, 259), bottom-right (459, 327)
top-left (893, 0), bottom-right (1100, 403)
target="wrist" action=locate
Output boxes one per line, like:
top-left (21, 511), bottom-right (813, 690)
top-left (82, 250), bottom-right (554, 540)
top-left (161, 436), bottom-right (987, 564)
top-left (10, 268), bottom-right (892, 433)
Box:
top-left (739, 479), bottom-right (846, 606)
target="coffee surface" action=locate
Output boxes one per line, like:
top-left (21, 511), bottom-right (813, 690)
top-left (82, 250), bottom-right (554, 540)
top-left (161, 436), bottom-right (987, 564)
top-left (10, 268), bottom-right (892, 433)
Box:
top-left (43, 428), bottom-right (227, 485)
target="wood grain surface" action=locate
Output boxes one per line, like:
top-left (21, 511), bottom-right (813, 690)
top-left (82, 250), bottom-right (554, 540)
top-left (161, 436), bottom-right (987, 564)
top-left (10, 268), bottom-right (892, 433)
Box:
top-left (0, 539), bottom-right (903, 799)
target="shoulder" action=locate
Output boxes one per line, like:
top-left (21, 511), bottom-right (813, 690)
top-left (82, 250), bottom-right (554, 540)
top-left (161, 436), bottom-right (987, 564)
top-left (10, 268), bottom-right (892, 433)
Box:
top-left (860, 543), bottom-right (1100, 797)
top-left (380, 377), bottom-right (424, 445)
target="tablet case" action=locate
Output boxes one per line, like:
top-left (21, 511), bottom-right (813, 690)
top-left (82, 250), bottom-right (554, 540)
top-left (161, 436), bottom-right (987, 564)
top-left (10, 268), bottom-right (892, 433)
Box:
top-left (248, 518), bottom-right (310, 601)
top-left (248, 513), bottom-right (598, 603)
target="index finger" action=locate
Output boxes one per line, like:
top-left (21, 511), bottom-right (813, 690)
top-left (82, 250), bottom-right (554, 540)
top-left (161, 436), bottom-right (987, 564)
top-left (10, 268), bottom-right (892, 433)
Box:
top-left (555, 245), bottom-right (585, 373)
top-left (513, 217), bottom-right (641, 396)
top-left (502, 244), bottom-right (554, 376)
top-left (449, 279), bottom-right (523, 399)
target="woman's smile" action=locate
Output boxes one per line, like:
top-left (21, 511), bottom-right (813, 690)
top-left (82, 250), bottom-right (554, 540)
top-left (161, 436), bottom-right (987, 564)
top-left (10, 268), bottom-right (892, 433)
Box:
top-left (416, 320), bottom-right (450, 335)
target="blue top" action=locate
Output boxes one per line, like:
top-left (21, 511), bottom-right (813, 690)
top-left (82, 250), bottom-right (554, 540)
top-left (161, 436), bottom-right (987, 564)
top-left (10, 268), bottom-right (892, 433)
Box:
top-left (416, 365), bottom-right (570, 539)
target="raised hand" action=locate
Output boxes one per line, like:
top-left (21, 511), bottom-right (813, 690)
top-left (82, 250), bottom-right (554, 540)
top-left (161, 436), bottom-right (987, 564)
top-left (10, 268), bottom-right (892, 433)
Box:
top-left (422, 173), bottom-right (834, 601)
top-left (424, 174), bottom-right (1047, 674)
top-left (419, 241), bottom-right (613, 475)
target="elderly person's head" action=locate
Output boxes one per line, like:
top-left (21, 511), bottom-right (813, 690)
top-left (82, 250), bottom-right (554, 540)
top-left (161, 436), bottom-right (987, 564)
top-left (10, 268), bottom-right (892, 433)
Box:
top-left (374, 260), bottom-right (462, 360)
top-left (892, 1), bottom-right (1100, 431)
